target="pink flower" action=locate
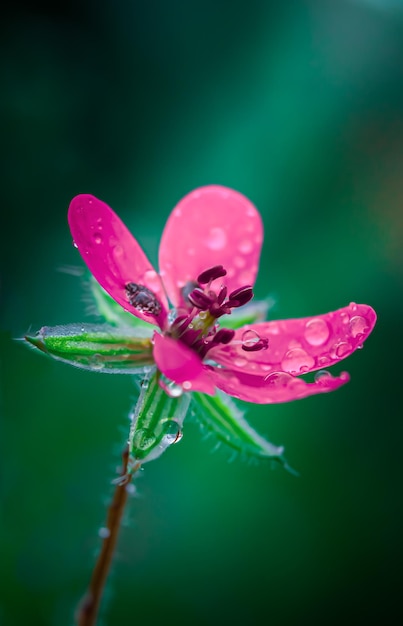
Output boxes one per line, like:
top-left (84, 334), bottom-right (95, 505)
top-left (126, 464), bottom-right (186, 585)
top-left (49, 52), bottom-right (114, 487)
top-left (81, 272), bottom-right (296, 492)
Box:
top-left (68, 185), bottom-right (376, 403)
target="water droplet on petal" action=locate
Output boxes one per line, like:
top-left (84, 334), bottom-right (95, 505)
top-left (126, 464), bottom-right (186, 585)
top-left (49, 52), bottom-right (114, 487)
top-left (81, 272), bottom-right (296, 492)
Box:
top-left (260, 364), bottom-right (272, 372)
top-left (234, 357), bottom-right (248, 368)
top-left (349, 315), bottom-right (369, 339)
top-left (264, 371), bottom-right (293, 387)
top-left (239, 239), bottom-right (253, 254)
top-left (234, 256), bottom-right (246, 269)
top-left (239, 270), bottom-right (253, 284)
top-left (93, 232), bottom-right (103, 244)
top-left (304, 318), bottom-right (330, 346)
top-left (340, 312), bottom-right (349, 324)
top-left (114, 244), bottom-right (123, 259)
top-left (207, 227), bottom-right (227, 251)
top-left (281, 348), bottom-right (315, 374)
top-left (334, 341), bottom-right (352, 358)
top-left (349, 302), bottom-right (358, 312)
top-left (132, 428), bottom-right (156, 452)
top-left (288, 339), bottom-right (302, 349)
top-left (318, 355), bottom-right (330, 366)
top-left (182, 380), bottom-right (192, 390)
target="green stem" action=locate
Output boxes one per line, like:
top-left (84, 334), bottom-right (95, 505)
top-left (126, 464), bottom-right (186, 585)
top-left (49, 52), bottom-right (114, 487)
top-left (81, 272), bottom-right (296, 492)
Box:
top-left (75, 446), bottom-right (140, 626)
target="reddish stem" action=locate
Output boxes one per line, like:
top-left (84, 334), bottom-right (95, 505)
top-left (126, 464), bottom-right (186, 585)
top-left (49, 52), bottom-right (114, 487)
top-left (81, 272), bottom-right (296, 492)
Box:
top-left (75, 446), bottom-right (140, 626)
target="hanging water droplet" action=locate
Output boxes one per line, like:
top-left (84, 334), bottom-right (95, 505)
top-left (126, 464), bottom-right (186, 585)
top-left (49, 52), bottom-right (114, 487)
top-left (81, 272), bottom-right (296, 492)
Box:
top-left (314, 370), bottom-right (331, 384)
top-left (304, 318), bottom-right (330, 346)
top-left (349, 315), bottom-right (368, 339)
top-left (281, 348), bottom-right (315, 374)
top-left (114, 244), bottom-right (123, 259)
top-left (166, 382), bottom-right (183, 398)
top-left (162, 420), bottom-right (183, 445)
top-left (98, 527), bottom-right (110, 539)
top-left (207, 227), bottom-right (227, 250)
top-left (238, 239), bottom-right (253, 254)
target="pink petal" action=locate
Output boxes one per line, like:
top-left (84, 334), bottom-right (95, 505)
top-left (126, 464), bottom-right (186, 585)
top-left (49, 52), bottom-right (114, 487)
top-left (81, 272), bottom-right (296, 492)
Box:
top-left (210, 303), bottom-right (376, 375)
top-left (68, 195), bottom-right (168, 328)
top-left (159, 186), bottom-right (263, 308)
top-left (210, 368), bottom-right (350, 404)
top-left (153, 333), bottom-right (216, 395)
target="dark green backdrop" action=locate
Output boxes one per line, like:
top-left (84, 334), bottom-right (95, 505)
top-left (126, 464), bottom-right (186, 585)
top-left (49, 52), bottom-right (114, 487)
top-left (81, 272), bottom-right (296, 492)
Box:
top-left (1, 1), bottom-right (402, 625)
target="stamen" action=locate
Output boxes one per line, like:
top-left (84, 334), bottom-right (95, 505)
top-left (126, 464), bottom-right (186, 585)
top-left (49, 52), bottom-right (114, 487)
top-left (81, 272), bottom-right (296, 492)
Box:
top-left (228, 286), bottom-right (254, 307)
top-left (125, 283), bottom-right (161, 315)
top-left (188, 288), bottom-right (214, 310)
top-left (213, 328), bottom-right (235, 345)
top-left (181, 281), bottom-right (198, 301)
top-left (197, 265), bottom-right (227, 284)
top-left (217, 286), bottom-right (227, 305)
top-left (241, 329), bottom-right (269, 352)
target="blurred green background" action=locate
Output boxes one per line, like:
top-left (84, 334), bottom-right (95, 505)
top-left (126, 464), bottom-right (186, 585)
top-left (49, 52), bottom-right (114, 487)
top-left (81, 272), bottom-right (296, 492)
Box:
top-left (1, 1), bottom-right (403, 625)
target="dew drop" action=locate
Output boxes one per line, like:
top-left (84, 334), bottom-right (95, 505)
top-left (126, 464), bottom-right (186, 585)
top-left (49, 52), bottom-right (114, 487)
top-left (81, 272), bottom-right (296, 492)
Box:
top-left (132, 428), bottom-right (156, 451)
top-left (260, 364), bottom-right (272, 372)
top-left (314, 369), bottom-right (331, 384)
top-left (239, 270), bottom-right (253, 284)
top-left (207, 227), bottom-right (227, 251)
top-left (281, 348), bottom-right (315, 374)
top-left (239, 239), bottom-right (253, 254)
top-left (288, 339), bottom-right (302, 349)
top-left (163, 420), bottom-right (183, 445)
top-left (144, 269), bottom-right (161, 292)
top-left (90, 354), bottom-right (105, 370)
top-left (234, 255), bottom-right (246, 269)
top-left (93, 232), bottom-right (103, 244)
top-left (334, 342), bottom-right (352, 358)
top-left (264, 371), bottom-right (293, 387)
top-left (114, 244), bottom-right (123, 259)
top-left (304, 318), bottom-right (330, 346)
top-left (318, 355), bottom-right (330, 366)
top-left (349, 302), bottom-right (358, 312)
top-left (349, 315), bottom-right (369, 339)
top-left (234, 357), bottom-right (248, 368)
top-left (166, 382), bottom-right (183, 398)
top-left (98, 527), bottom-right (110, 539)
top-left (73, 240), bottom-right (78, 249)
top-left (340, 312), bottom-right (349, 324)
top-left (182, 380), bottom-right (192, 390)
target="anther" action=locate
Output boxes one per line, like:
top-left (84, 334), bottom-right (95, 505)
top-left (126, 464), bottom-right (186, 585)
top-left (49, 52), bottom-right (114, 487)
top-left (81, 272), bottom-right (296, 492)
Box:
top-left (188, 288), bottom-right (214, 310)
top-left (228, 286), bottom-right (254, 307)
top-left (197, 265), bottom-right (227, 284)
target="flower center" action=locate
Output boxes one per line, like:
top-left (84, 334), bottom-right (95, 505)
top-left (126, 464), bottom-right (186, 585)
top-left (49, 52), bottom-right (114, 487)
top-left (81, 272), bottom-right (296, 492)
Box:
top-left (169, 265), bottom-right (267, 358)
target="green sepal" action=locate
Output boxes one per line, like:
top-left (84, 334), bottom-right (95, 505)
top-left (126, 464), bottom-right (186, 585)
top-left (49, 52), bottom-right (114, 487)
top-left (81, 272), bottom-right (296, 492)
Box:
top-left (191, 390), bottom-right (285, 462)
top-left (87, 275), bottom-right (152, 329)
top-left (25, 323), bottom-right (154, 374)
top-left (219, 299), bottom-right (272, 330)
top-left (129, 369), bottom-right (190, 463)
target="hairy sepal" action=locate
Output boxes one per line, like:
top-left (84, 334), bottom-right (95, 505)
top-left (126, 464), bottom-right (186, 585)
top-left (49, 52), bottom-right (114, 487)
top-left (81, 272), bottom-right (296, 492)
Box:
top-left (25, 323), bottom-right (154, 373)
top-left (191, 390), bottom-right (285, 462)
top-left (129, 369), bottom-right (190, 463)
